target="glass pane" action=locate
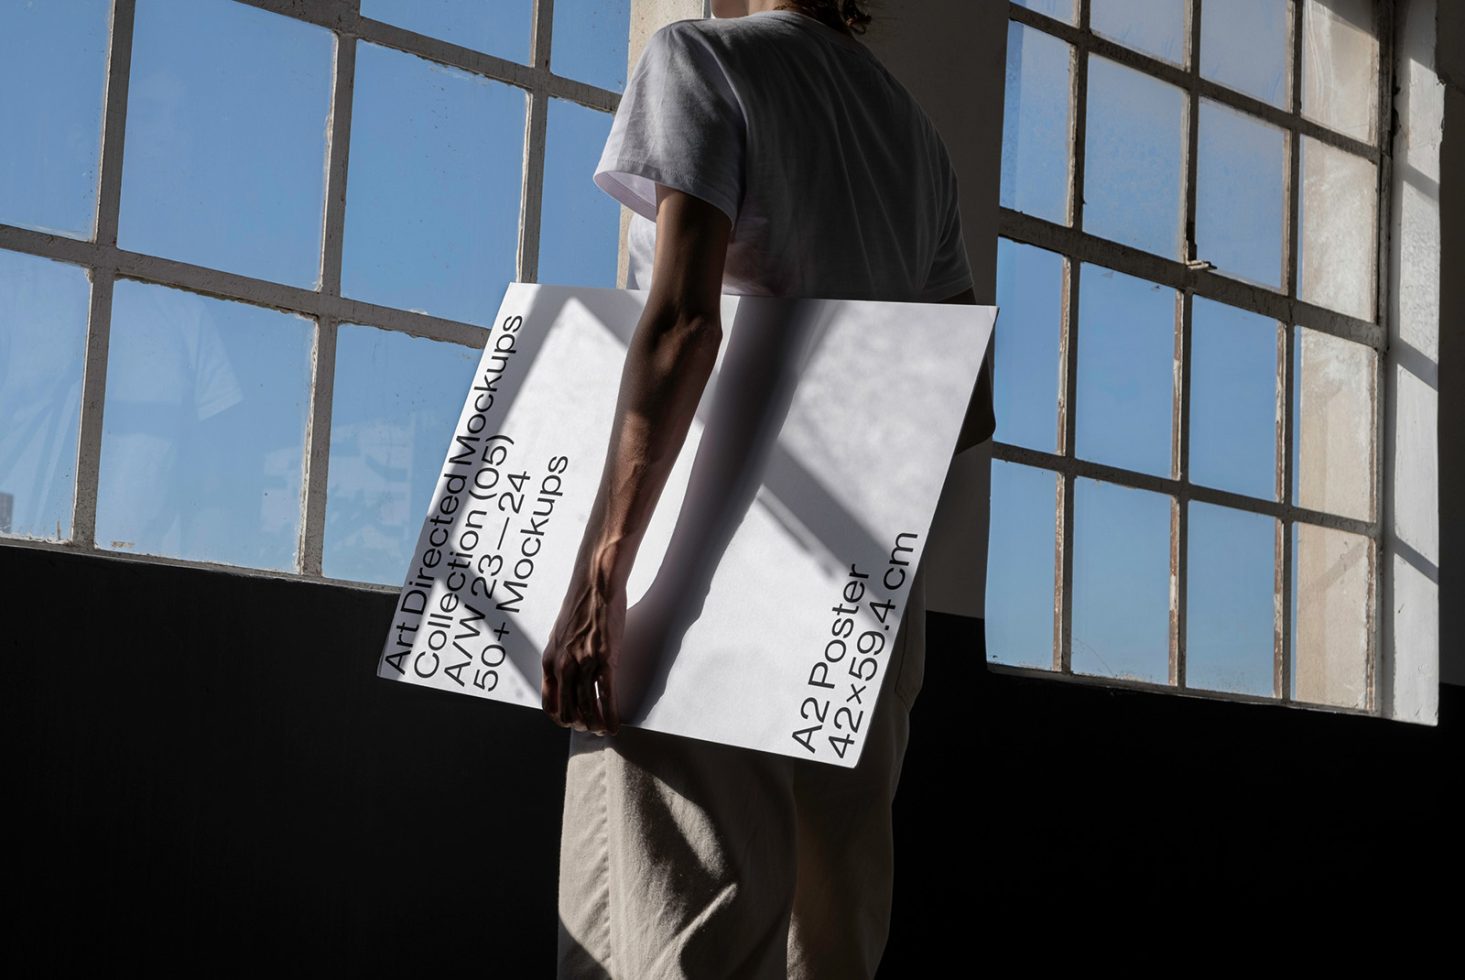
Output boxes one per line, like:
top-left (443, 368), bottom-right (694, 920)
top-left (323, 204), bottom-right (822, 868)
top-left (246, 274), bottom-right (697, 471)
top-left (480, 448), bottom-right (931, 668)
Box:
top-left (985, 460), bottom-right (1058, 669)
top-left (1189, 297), bottom-right (1278, 501)
top-left (1302, 0), bottom-right (1379, 143)
top-left (0, 0), bottom-right (109, 239)
top-left (994, 239), bottom-right (1064, 452)
top-left (1299, 136), bottom-right (1377, 321)
top-left (360, 0), bottom-right (532, 64)
top-left (1292, 521), bottom-right (1370, 708)
top-left (324, 324), bottom-right (481, 586)
top-left (553, 0), bottom-right (631, 92)
top-left (1187, 501), bottom-right (1276, 698)
top-left (1072, 477), bottom-right (1171, 684)
top-left (1012, 0), bottom-right (1076, 24)
top-left (539, 99), bottom-right (619, 288)
top-left (0, 249), bottom-right (90, 540)
top-left (1091, 0), bottom-right (1187, 66)
top-left (1083, 55), bottom-right (1185, 258)
top-left (118, 0), bottom-right (333, 288)
top-left (96, 280), bottom-right (313, 570)
top-left (343, 42), bottom-right (526, 328)
top-left (1001, 22), bottom-right (1072, 225)
top-left (1076, 264), bottom-right (1175, 478)
top-left (1196, 99), bottom-right (1285, 289)
top-left (1292, 325), bottom-right (1375, 522)
top-left (1200, 0), bottom-right (1290, 108)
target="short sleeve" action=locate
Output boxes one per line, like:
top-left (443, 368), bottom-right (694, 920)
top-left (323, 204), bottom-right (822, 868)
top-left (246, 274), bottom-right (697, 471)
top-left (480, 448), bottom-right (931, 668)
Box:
top-left (922, 157), bottom-right (974, 302)
top-left (593, 22), bottom-right (746, 227)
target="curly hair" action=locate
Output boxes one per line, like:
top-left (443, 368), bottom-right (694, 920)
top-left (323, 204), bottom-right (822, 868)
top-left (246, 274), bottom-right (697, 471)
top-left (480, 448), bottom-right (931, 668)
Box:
top-left (772, 0), bottom-right (874, 37)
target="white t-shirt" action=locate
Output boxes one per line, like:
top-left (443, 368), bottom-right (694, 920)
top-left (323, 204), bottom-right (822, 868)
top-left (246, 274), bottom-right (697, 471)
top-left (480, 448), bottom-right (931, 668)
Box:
top-left (593, 9), bottom-right (974, 303)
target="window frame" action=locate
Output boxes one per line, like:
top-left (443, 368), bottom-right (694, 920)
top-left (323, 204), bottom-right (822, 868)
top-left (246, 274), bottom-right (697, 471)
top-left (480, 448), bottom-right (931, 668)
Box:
top-left (0, 0), bottom-right (627, 585)
top-left (992, 0), bottom-right (1418, 720)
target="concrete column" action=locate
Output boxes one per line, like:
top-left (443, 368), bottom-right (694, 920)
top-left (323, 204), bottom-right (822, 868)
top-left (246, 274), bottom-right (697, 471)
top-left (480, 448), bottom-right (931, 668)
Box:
top-left (861, 2), bottom-right (1005, 619)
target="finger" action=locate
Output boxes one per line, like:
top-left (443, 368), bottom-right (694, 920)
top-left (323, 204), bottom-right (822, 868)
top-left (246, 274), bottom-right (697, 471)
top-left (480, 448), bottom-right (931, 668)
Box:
top-left (578, 664), bottom-right (607, 736)
top-left (597, 667), bottom-right (620, 736)
top-left (541, 626), bottom-right (563, 724)
top-left (541, 653), bottom-right (556, 719)
top-left (554, 657), bottom-right (577, 729)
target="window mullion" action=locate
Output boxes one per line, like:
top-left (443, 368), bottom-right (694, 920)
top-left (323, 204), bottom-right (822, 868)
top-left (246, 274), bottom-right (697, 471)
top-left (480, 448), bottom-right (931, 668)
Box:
top-left (299, 319), bottom-right (339, 575)
top-left (996, 208), bottom-right (1384, 350)
top-left (1171, 0), bottom-right (1203, 689)
top-left (1370, 0), bottom-right (1398, 714)
top-left (1054, 0), bottom-right (1091, 675)
top-left (71, 0), bottom-right (137, 552)
top-left (518, 0), bottom-right (555, 284)
top-left (318, 14), bottom-right (356, 298)
top-left (299, 13), bottom-right (358, 577)
top-left (1276, 0), bottom-right (1307, 703)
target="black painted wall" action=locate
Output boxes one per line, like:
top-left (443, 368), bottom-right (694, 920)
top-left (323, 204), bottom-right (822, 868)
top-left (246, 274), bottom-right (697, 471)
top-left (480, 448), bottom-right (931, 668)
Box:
top-left (5, 545), bottom-right (1456, 972)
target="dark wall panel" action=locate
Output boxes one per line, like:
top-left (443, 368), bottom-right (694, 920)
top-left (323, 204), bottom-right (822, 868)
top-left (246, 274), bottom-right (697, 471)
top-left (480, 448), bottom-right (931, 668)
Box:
top-left (3, 546), bottom-right (1457, 972)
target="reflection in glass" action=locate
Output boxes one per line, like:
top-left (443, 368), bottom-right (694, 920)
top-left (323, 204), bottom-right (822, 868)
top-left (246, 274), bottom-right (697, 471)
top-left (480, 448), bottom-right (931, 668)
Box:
top-left (0, 0), bottom-right (110, 239)
top-left (343, 42), bottom-right (526, 328)
top-left (553, 0), bottom-right (631, 92)
top-left (1072, 477), bottom-right (1171, 684)
top-left (360, 0), bottom-right (532, 64)
top-left (986, 460), bottom-right (1058, 670)
top-left (1083, 55), bottom-right (1185, 258)
top-left (1187, 501), bottom-right (1275, 698)
top-left (96, 280), bottom-right (313, 570)
top-left (1302, 0), bottom-right (1379, 144)
top-left (0, 250), bottom-right (90, 540)
top-left (1001, 22), bottom-right (1072, 225)
top-left (1011, 0), bottom-right (1076, 24)
top-left (1200, 0), bottom-right (1289, 107)
top-left (1293, 325), bottom-right (1376, 522)
top-left (324, 324), bottom-right (481, 586)
top-left (1091, 0), bottom-right (1187, 66)
top-left (1189, 297), bottom-right (1278, 501)
top-left (994, 238), bottom-right (1063, 452)
top-left (1196, 99), bottom-right (1285, 289)
top-left (1292, 521), bottom-right (1370, 708)
top-left (1076, 264), bottom-right (1175, 478)
top-left (1299, 136), bottom-right (1377, 322)
top-left (118, 0), bottom-right (333, 288)
top-left (539, 99), bottom-right (619, 288)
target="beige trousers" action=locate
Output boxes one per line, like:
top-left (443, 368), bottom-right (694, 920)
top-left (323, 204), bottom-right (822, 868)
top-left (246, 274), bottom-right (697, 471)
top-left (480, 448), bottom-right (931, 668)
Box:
top-left (555, 558), bottom-right (927, 979)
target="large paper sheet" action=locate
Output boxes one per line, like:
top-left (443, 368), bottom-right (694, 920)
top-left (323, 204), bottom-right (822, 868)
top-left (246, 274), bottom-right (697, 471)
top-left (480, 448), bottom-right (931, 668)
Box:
top-left (377, 282), bottom-right (995, 767)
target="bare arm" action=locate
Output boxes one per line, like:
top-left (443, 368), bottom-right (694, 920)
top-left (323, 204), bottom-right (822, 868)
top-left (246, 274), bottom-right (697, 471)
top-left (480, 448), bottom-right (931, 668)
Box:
top-left (942, 284), bottom-right (996, 456)
top-left (541, 184), bottom-right (731, 736)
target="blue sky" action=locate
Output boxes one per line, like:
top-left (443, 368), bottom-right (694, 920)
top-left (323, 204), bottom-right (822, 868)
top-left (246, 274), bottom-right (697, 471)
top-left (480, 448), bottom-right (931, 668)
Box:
top-left (1, 0), bottom-right (1377, 701)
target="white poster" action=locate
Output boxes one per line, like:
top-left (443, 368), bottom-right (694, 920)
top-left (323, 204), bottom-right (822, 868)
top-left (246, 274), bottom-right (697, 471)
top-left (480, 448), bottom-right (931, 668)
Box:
top-left (377, 282), bottom-right (996, 767)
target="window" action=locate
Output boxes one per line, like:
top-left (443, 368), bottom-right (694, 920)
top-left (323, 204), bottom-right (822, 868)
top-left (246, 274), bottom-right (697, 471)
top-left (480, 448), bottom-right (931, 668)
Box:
top-left (0, 0), bottom-right (636, 588)
top-left (992, 0), bottom-right (1430, 720)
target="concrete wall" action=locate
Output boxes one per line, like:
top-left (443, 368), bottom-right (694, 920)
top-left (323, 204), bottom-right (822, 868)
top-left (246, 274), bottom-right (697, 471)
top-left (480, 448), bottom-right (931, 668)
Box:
top-left (860, 1), bottom-right (1007, 620)
top-left (1435, 0), bottom-right (1464, 687)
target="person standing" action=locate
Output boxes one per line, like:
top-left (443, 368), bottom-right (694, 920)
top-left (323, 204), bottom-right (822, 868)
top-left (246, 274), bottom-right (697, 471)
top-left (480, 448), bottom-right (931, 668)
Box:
top-left (540, 3), bottom-right (993, 976)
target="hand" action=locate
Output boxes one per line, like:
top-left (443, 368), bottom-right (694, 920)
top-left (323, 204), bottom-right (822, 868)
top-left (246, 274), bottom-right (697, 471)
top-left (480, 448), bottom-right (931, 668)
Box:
top-left (540, 569), bottom-right (626, 736)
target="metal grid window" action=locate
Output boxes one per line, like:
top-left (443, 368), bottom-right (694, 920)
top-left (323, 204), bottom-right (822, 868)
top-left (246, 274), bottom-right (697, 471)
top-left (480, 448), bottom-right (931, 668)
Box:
top-left (991, 0), bottom-right (1395, 715)
top-left (0, 0), bottom-right (638, 588)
